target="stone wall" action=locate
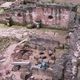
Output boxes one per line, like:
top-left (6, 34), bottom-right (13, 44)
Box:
top-left (12, 6), bottom-right (72, 28)
top-left (0, 3), bottom-right (76, 28)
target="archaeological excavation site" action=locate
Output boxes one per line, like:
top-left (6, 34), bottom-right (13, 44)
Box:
top-left (0, 0), bottom-right (80, 80)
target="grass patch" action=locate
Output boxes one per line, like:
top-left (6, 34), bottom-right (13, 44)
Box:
top-left (39, 27), bottom-right (68, 35)
top-left (0, 37), bottom-right (11, 53)
top-left (0, 24), bottom-right (8, 28)
top-left (0, 23), bottom-right (26, 29)
top-left (43, 25), bottom-right (69, 31)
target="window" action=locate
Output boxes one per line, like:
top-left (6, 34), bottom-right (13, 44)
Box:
top-left (17, 12), bottom-right (22, 17)
top-left (48, 15), bottom-right (53, 19)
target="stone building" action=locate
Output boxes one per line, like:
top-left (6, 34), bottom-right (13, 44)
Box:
top-left (0, 1), bottom-right (77, 28)
top-left (14, 3), bottom-right (77, 28)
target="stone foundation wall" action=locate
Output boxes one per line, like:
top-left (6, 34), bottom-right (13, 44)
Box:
top-left (0, 3), bottom-right (76, 28)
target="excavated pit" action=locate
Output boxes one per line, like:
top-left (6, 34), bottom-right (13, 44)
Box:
top-left (0, 28), bottom-right (72, 80)
top-left (10, 31), bottom-right (68, 80)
